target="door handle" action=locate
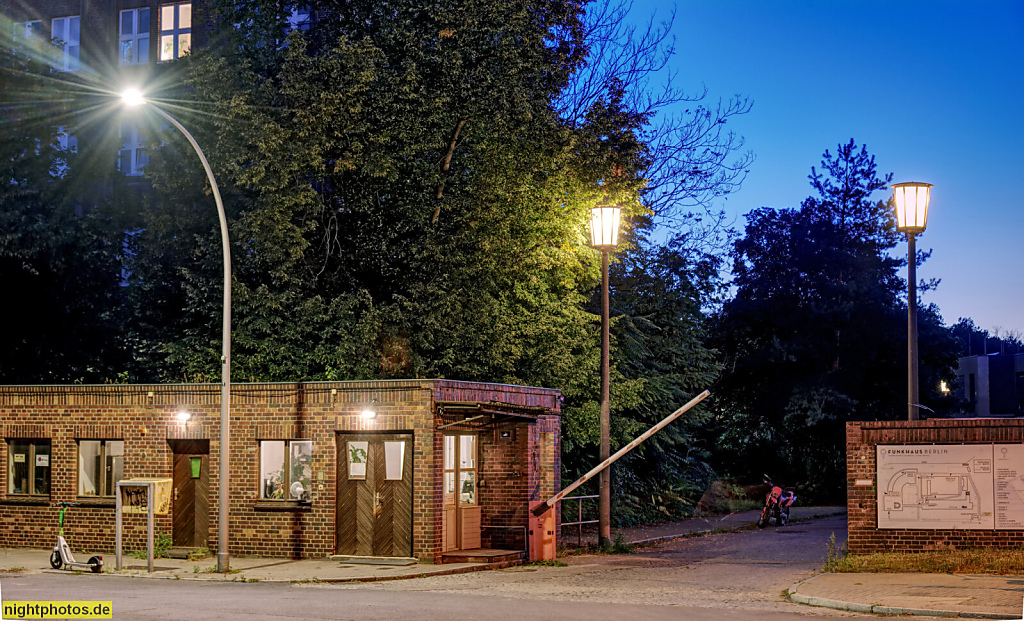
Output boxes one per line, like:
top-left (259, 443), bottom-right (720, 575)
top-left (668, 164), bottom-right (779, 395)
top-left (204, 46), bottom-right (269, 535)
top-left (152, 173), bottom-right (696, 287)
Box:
top-left (374, 491), bottom-right (382, 515)
top-left (174, 487), bottom-right (179, 501)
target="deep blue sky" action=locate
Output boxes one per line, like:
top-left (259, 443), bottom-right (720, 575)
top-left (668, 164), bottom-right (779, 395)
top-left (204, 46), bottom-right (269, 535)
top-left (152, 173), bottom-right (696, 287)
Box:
top-left (634, 0), bottom-right (1023, 334)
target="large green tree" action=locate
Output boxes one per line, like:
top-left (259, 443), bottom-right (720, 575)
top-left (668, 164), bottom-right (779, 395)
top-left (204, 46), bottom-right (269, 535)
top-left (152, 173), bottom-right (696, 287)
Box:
top-left (708, 141), bottom-right (959, 501)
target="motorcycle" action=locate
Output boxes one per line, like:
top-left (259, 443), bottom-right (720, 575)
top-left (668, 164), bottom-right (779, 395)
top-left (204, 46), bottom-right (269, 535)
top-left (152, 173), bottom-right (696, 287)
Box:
top-left (757, 475), bottom-right (796, 528)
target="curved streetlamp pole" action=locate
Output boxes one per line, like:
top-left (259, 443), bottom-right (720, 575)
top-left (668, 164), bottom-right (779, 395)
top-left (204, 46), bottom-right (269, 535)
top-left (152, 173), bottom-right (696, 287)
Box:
top-left (122, 90), bottom-right (232, 571)
top-left (892, 182), bottom-right (932, 422)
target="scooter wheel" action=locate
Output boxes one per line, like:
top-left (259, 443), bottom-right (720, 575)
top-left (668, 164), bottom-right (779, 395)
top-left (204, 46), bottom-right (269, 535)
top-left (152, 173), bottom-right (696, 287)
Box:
top-left (87, 557), bottom-right (103, 573)
top-left (49, 551), bottom-right (62, 569)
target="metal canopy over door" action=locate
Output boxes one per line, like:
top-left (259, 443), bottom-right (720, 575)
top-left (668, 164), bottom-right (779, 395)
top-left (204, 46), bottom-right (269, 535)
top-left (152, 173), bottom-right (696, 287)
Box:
top-left (169, 439), bottom-right (210, 548)
top-left (336, 433), bottom-right (413, 557)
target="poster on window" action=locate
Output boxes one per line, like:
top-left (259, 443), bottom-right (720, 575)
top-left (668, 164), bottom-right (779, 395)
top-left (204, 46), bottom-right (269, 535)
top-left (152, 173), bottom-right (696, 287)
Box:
top-left (35, 454), bottom-right (49, 467)
top-left (348, 441), bottom-right (368, 480)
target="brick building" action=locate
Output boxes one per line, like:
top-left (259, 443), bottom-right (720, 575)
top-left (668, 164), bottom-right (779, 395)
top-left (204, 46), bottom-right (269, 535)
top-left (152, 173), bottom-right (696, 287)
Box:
top-left (0, 380), bottom-right (561, 562)
top-left (847, 419), bottom-right (1024, 553)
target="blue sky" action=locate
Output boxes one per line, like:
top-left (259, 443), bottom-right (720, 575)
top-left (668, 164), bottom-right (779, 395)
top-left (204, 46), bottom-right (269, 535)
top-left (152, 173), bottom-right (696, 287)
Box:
top-left (634, 0), bottom-right (1023, 334)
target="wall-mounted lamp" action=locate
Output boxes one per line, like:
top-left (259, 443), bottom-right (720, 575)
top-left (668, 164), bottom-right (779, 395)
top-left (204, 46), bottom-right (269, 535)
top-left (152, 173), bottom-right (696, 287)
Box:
top-left (177, 411), bottom-right (192, 424)
top-left (360, 408), bottom-right (377, 420)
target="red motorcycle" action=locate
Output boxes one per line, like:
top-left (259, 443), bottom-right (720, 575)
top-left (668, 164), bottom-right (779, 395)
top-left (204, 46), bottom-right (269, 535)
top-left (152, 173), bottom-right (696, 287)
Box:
top-left (757, 475), bottom-right (796, 528)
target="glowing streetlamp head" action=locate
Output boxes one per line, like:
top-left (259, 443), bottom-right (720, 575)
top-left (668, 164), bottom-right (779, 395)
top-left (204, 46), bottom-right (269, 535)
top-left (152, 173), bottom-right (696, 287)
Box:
top-left (122, 89), bottom-right (146, 107)
top-left (892, 182), bottom-right (933, 235)
top-left (589, 204), bottom-right (621, 250)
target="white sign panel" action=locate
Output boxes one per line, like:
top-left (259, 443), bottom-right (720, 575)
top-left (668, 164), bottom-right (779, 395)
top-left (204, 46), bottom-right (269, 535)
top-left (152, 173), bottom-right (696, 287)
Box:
top-left (994, 445), bottom-right (1024, 529)
top-left (877, 444), bottom-right (994, 530)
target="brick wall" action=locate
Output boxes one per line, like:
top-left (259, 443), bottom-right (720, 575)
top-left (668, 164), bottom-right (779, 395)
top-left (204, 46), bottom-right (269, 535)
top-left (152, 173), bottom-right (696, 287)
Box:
top-left (847, 419), bottom-right (1024, 553)
top-left (0, 380), bottom-right (561, 562)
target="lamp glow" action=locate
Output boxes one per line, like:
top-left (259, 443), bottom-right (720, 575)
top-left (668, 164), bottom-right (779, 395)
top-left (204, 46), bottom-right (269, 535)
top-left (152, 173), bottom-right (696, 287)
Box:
top-left (892, 182), bottom-right (932, 235)
top-left (122, 89), bottom-right (146, 107)
top-left (589, 205), bottom-right (621, 249)
top-left (177, 411), bottom-right (191, 423)
top-left (360, 409), bottom-right (376, 419)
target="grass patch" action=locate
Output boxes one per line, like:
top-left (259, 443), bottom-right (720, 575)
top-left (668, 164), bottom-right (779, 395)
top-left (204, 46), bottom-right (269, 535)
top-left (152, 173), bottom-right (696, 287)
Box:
top-left (827, 547), bottom-right (1024, 575)
top-left (525, 560), bottom-right (568, 567)
top-left (0, 567), bottom-right (26, 573)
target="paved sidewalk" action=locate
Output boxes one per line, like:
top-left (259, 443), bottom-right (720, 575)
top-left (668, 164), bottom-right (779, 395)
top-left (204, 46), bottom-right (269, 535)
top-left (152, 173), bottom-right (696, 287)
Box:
top-left (790, 572), bottom-right (1024, 619)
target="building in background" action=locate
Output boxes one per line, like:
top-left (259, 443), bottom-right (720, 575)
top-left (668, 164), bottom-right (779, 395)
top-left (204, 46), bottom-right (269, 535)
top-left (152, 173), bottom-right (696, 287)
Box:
top-left (954, 354), bottom-right (1024, 418)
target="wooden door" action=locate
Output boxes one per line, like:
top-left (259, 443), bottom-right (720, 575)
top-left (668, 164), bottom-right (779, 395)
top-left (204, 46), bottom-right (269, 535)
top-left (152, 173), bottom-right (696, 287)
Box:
top-left (442, 434), bottom-right (480, 551)
top-left (171, 441), bottom-right (209, 548)
top-left (336, 433), bottom-right (413, 557)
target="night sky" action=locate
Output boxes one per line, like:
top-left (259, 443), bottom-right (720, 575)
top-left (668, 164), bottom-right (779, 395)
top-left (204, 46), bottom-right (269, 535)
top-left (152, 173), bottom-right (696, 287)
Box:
top-left (635, 0), bottom-right (1023, 334)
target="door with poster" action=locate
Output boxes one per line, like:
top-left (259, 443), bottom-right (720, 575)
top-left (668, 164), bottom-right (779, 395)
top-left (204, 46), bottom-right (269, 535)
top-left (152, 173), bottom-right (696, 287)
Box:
top-left (336, 433), bottom-right (414, 557)
top-left (442, 434), bottom-right (480, 552)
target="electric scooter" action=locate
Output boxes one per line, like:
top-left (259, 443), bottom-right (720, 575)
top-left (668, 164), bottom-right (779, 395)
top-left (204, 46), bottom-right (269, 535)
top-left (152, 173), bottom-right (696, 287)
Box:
top-left (49, 502), bottom-right (103, 573)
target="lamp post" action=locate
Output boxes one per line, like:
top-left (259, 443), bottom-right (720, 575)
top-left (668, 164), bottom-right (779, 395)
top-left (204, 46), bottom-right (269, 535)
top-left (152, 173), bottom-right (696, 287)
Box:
top-left (589, 204), bottom-right (621, 548)
top-left (892, 182), bottom-right (932, 421)
top-left (122, 90), bottom-right (233, 571)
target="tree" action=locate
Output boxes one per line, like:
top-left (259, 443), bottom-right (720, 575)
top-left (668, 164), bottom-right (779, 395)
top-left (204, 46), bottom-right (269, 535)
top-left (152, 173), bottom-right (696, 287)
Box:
top-left (708, 141), bottom-right (960, 501)
top-left (0, 38), bottom-right (129, 383)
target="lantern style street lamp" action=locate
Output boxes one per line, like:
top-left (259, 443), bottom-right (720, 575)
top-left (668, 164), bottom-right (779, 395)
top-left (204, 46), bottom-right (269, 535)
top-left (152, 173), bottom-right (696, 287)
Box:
top-left (590, 204), bottom-right (620, 548)
top-left (892, 182), bottom-right (932, 421)
top-left (122, 89), bottom-right (233, 571)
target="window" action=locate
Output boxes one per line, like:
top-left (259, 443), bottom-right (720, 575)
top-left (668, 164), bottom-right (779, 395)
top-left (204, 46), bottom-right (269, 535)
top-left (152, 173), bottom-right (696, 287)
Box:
top-left (443, 434), bottom-right (477, 506)
top-left (51, 16), bottom-right (80, 71)
top-left (119, 8), bottom-right (150, 65)
top-left (14, 20), bottom-right (43, 43)
top-left (159, 3), bottom-right (191, 61)
top-left (53, 126), bottom-right (77, 178)
top-left (287, 8), bottom-right (311, 32)
top-left (8, 440), bottom-right (51, 496)
top-left (259, 440), bottom-right (311, 501)
top-left (78, 440), bottom-right (124, 497)
top-left (118, 123), bottom-right (148, 176)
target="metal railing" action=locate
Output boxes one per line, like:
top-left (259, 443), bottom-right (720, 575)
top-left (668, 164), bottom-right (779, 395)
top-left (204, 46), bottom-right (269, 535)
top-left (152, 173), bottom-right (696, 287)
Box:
top-left (559, 494), bottom-right (599, 547)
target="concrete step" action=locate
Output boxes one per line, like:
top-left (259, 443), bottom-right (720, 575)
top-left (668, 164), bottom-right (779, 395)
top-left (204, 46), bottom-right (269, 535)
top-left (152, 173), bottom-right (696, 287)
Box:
top-left (441, 549), bottom-right (524, 564)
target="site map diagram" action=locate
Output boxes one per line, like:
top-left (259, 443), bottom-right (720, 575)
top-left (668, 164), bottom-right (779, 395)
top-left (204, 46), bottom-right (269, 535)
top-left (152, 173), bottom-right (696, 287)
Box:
top-left (877, 444), bottom-right (995, 529)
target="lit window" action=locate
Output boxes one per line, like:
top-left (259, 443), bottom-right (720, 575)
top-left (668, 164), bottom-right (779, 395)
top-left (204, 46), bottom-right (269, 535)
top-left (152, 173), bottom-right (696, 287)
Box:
top-left (159, 3), bottom-right (192, 61)
top-left (51, 16), bottom-right (80, 71)
top-left (443, 434), bottom-right (477, 506)
top-left (119, 8), bottom-right (151, 65)
top-left (287, 8), bottom-right (311, 32)
top-left (78, 440), bottom-right (124, 497)
top-left (940, 381), bottom-right (950, 394)
top-left (118, 123), bottom-right (148, 176)
top-left (259, 440), bottom-right (311, 501)
top-left (7, 440), bottom-right (51, 496)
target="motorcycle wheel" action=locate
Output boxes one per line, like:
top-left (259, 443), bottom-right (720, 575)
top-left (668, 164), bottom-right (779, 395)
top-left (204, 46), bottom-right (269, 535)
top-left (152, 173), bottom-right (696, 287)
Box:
top-left (88, 556), bottom-right (103, 573)
top-left (778, 507), bottom-right (790, 526)
top-left (49, 550), bottom-right (62, 569)
top-left (757, 505), bottom-right (771, 528)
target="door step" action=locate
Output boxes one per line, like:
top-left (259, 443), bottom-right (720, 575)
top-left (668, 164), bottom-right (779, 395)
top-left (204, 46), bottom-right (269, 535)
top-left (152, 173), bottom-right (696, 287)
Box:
top-left (165, 547), bottom-right (210, 560)
top-left (441, 549), bottom-right (525, 564)
top-left (330, 555), bottom-right (418, 566)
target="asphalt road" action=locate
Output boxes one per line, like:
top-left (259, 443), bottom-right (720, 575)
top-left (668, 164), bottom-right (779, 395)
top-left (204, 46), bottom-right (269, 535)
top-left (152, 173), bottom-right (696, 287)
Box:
top-left (0, 514), bottom-right (861, 620)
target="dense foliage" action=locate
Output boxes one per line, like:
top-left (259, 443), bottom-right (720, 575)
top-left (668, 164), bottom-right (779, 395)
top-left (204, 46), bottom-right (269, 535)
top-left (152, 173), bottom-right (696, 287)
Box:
top-left (1, 2), bottom-right (973, 518)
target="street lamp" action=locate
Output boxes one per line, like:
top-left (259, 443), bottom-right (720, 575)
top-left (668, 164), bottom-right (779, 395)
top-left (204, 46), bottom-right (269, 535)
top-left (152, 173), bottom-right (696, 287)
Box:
top-left (589, 203), bottom-right (620, 548)
top-left (122, 89), bottom-right (233, 571)
top-left (892, 182), bottom-right (932, 421)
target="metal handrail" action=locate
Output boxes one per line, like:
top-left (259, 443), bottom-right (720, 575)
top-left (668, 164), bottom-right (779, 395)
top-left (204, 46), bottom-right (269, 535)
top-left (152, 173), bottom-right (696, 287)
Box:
top-left (558, 494), bottom-right (599, 547)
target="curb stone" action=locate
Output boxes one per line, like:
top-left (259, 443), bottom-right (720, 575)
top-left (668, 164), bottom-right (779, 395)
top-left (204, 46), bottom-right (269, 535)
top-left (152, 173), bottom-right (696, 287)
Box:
top-left (787, 574), bottom-right (1012, 620)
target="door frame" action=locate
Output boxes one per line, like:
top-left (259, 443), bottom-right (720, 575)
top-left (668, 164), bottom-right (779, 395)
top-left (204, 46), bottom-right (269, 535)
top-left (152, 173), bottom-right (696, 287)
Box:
top-left (168, 439), bottom-right (210, 548)
top-left (442, 432), bottom-right (480, 551)
top-left (335, 431), bottom-right (415, 557)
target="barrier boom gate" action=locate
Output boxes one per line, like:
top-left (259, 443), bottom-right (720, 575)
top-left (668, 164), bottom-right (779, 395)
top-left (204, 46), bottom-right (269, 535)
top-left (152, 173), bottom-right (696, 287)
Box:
top-left (532, 390), bottom-right (711, 517)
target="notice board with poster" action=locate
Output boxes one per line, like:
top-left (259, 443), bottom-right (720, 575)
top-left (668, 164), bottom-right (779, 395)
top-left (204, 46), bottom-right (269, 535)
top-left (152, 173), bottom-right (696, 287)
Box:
top-left (877, 444), bottom-right (1024, 530)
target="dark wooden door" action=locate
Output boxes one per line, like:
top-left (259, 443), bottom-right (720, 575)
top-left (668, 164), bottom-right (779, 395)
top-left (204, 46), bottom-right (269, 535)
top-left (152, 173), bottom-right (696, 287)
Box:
top-left (171, 441), bottom-right (209, 548)
top-left (336, 433), bottom-right (413, 557)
